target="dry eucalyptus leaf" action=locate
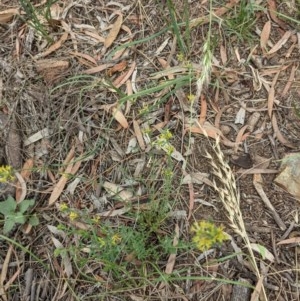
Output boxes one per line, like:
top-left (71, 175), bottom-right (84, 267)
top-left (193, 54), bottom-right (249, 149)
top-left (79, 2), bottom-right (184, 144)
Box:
top-left (0, 8), bottom-right (19, 24)
top-left (104, 13), bottom-right (123, 48)
top-left (103, 181), bottom-right (133, 201)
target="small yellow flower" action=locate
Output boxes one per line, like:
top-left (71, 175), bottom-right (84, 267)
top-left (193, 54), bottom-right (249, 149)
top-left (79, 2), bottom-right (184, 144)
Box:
top-left (92, 216), bottom-right (101, 224)
top-left (69, 211), bottom-right (79, 221)
top-left (191, 221), bottom-right (228, 252)
top-left (187, 94), bottom-right (195, 103)
top-left (161, 130), bottom-right (173, 140)
top-left (111, 234), bottom-right (122, 245)
top-left (59, 203), bottom-right (69, 212)
top-left (177, 53), bottom-right (185, 62)
top-left (0, 165), bottom-right (15, 183)
top-left (164, 168), bottom-right (173, 178)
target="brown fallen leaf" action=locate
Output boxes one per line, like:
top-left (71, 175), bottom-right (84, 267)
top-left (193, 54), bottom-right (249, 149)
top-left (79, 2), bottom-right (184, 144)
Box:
top-left (271, 114), bottom-right (296, 148)
top-left (199, 94), bottom-right (207, 126)
top-left (70, 51), bottom-right (97, 66)
top-left (49, 162), bottom-right (74, 205)
top-left (83, 63), bottom-right (114, 75)
top-left (220, 44), bottom-right (227, 65)
top-left (0, 8), bottom-right (19, 24)
top-left (15, 158), bottom-right (34, 202)
top-left (267, 0), bottom-right (288, 30)
top-left (107, 60), bottom-right (128, 77)
top-left (34, 32), bottom-right (68, 59)
top-left (187, 122), bottom-right (240, 148)
top-left (104, 13), bottom-right (123, 48)
top-left (84, 30), bottom-right (105, 43)
top-left (250, 275), bottom-right (264, 301)
top-left (113, 62), bottom-right (136, 88)
top-left (182, 169), bottom-right (195, 221)
top-left (260, 21), bottom-right (271, 53)
top-left (165, 223), bottom-right (179, 274)
top-left (112, 107), bottom-right (129, 129)
top-left (49, 146), bottom-right (82, 205)
top-left (281, 64), bottom-right (298, 97)
top-left (253, 170), bottom-right (286, 231)
top-left (267, 69), bottom-right (282, 118)
top-left (0, 244), bottom-right (13, 301)
top-left (277, 236), bottom-right (300, 245)
top-left (235, 125), bottom-right (249, 153)
top-left (133, 120), bottom-right (145, 150)
top-left (267, 30), bottom-right (294, 55)
top-left (35, 59), bottom-right (69, 84)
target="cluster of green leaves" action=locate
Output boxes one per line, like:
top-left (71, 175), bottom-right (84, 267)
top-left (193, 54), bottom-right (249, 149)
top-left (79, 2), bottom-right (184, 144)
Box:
top-left (0, 196), bottom-right (39, 234)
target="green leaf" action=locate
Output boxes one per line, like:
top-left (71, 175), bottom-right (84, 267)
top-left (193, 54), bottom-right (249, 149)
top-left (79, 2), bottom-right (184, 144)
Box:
top-left (13, 212), bottom-right (26, 225)
top-left (3, 218), bottom-right (15, 234)
top-left (28, 215), bottom-right (39, 226)
top-left (0, 195), bottom-right (17, 216)
top-left (18, 199), bottom-right (35, 214)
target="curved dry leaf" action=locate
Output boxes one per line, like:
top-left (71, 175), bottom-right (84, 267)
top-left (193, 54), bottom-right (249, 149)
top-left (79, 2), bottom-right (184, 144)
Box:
top-left (83, 63), bottom-right (114, 75)
top-left (34, 32), bottom-right (68, 59)
top-left (16, 158), bottom-right (34, 202)
top-left (49, 162), bottom-right (73, 205)
top-left (0, 8), bottom-right (19, 24)
top-left (113, 62), bottom-right (136, 88)
top-left (104, 13), bottom-right (123, 48)
top-left (84, 30), bottom-right (105, 43)
top-left (267, 87), bottom-right (275, 118)
top-left (220, 44), bottom-right (227, 65)
top-left (164, 223), bottom-right (179, 275)
top-left (260, 21), bottom-right (271, 52)
top-left (271, 114), bottom-right (296, 148)
top-left (187, 122), bottom-right (239, 148)
top-left (133, 120), bottom-right (145, 150)
top-left (70, 52), bottom-right (97, 65)
top-left (267, 31), bottom-right (293, 55)
top-left (267, 0), bottom-right (288, 30)
top-left (281, 64), bottom-right (297, 97)
top-left (112, 107), bottom-right (128, 128)
top-left (199, 94), bottom-right (207, 125)
top-left (277, 237), bottom-right (300, 245)
top-left (235, 125), bottom-right (249, 153)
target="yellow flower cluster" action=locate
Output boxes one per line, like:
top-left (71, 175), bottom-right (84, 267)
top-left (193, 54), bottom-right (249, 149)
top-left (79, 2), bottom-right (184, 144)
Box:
top-left (155, 130), bottom-right (175, 155)
top-left (191, 220), bottom-right (228, 252)
top-left (0, 165), bottom-right (15, 183)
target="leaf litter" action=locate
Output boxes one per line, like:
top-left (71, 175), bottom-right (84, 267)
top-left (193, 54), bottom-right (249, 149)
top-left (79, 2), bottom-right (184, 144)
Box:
top-left (0, 0), bottom-right (300, 300)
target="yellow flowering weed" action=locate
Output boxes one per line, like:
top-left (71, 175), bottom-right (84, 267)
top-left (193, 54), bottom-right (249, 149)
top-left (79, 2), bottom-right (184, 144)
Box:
top-left (191, 220), bottom-right (228, 252)
top-left (0, 165), bottom-right (15, 183)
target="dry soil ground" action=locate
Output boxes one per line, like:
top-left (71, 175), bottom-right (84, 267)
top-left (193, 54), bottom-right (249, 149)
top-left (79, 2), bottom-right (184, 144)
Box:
top-left (0, 0), bottom-right (300, 300)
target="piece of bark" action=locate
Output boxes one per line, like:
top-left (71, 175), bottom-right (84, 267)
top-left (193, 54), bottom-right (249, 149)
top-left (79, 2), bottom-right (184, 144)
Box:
top-left (231, 278), bottom-right (252, 301)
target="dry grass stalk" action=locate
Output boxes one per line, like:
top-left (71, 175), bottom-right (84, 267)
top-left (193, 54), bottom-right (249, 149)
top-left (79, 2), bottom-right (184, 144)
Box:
top-left (207, 137), bottom-right (267, 300)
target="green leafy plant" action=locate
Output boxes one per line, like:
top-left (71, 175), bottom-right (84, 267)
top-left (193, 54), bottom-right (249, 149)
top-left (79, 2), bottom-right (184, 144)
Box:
top-left (0, 196), bottom-right (39, 234)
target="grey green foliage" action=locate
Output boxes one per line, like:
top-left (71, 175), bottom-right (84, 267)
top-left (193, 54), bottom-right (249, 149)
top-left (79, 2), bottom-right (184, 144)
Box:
top-left (0, 196), bottom-right (39, 234)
